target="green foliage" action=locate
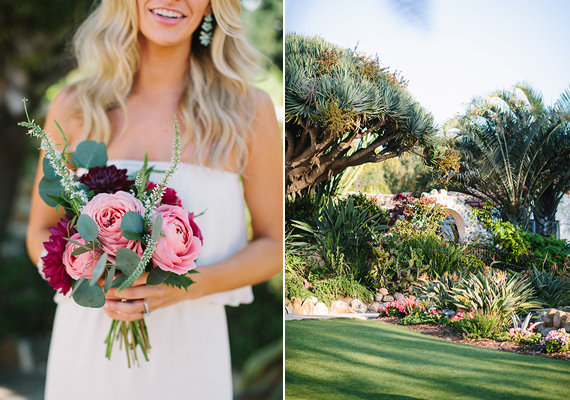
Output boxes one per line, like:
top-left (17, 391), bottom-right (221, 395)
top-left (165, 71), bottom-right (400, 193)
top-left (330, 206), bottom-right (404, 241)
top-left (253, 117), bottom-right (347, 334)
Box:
top-left (450, 311), bottom-right (504, 339)
top-left (292, 197), bottom-right (387, 281)
top-left (523, 266), bottom-right (570, 307)
top-left (310, 276), bottom-right (373, 307)
top-left (392, 197), bottom-right (448, 236)
top-left (450, 269), bottom-right (539, 324)
top-left (415, 271), bottom-right (466, 311)
top-left (519, 231), bottom-right (570, 269)
top-left (285, 33), bottom-right (436, 194)
top-left (284, 253), bottom-right (311, 300)
top-left (541, 329), bottom-right (570, 353)
top-left (489, 220), bottom-right (529, 263)
top-left (344, 192), bottom-right (389, 225)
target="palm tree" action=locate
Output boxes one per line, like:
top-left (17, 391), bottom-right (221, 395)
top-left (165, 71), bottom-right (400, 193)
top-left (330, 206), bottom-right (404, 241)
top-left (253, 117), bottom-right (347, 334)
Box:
top-left (440, 83), bottom-right (570, 232)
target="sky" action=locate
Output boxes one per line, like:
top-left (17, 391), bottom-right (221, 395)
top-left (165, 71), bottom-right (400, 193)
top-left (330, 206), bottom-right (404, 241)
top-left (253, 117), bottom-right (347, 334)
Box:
top-left (285, 0), bottom-right (570, 127)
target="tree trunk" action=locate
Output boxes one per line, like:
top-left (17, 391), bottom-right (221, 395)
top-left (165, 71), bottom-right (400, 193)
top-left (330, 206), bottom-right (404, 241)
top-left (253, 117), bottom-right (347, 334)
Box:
top-left (533, 185), bottom-right (560, 237)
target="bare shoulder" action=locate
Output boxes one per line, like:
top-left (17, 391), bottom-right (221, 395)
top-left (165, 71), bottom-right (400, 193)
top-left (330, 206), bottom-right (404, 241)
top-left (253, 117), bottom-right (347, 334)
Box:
top-left (44, 86), bottom-right (83, 148)
top-left (248, 88), bottom-right (281, 142)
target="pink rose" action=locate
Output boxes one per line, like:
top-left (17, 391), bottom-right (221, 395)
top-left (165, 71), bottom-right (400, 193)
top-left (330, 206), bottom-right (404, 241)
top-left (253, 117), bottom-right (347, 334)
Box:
top-left (151, 205), bottom-right (202, 274)
top-left (62, 233), bottom-right (104, 279)
top-left (81, 191), bottom-right (144, 261)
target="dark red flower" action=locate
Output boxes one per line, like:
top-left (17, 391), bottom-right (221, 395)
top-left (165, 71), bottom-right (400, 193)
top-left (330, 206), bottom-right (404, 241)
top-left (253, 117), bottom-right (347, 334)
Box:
top-left (78, 165), bottom-right (135, 195)
top-left (188, 213), bottom-right (203, 244)
top-left (41, 216), bottom-right (77, 295)
top-left (145, 181), bottom-right (182, 207)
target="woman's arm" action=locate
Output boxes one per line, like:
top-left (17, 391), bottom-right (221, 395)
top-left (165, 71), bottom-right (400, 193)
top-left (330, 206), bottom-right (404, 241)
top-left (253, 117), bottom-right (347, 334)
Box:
top-left (27, 88), bottom-right (83, 265)
top-left (103, 89), bottom-right (283, 321)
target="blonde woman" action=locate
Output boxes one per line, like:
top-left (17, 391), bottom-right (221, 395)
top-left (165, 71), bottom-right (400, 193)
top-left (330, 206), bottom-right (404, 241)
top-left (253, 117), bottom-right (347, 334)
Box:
top-left (26, 0), bottom-right (283, 399)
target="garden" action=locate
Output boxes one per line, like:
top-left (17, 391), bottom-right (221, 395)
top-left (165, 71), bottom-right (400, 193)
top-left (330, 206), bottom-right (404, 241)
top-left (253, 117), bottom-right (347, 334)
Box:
top-left (285, 32), bottom-right (570, 378)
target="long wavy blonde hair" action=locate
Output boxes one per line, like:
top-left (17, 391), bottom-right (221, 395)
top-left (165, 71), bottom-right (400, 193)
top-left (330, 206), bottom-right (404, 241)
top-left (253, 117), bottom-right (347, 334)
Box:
top-left (72, 0), bottom-right (262, 171)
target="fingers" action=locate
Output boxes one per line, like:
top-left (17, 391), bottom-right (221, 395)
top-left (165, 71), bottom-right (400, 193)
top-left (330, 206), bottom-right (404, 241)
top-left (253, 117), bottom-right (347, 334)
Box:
top-left (103, 298), bottom-right (149, 322)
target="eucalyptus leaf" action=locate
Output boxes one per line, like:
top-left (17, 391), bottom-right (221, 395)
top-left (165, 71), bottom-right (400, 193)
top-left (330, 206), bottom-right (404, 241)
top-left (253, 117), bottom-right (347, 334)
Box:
top-left (111, 273), bottom-right (128, 288)
top-left (90, 252), bottom-right (108, 287)
top-left (151, 214), bottom-right (163, 242)
top-left (146, 267), bottom-right (170, 286)
top-left (71, 246), bottom-right (91, 256)
top-left (104, 264), bottom-right (116, 293)
top-left (39, 176), bottom-right (64, 207)
top-left (42, 156), bottom-right (57, 180)
top-left (121, 211), bottom-right (145, 241)
top-left (70, 140), bottom-right (108, 168)
top-left (115, 248), bottom-right (140, 276)
top-left (77, 214), bottom-right (99, 242)
top-left (73, 278), bottom-right (106, 308)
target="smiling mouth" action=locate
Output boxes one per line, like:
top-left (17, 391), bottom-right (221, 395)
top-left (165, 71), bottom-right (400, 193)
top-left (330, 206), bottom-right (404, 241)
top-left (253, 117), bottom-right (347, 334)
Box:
top-left (151, 8), bottom-right (186, 19)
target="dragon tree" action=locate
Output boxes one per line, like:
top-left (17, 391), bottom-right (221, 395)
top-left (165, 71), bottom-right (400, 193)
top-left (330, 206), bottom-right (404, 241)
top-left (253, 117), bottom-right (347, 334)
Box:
top-left (285, 33), bottom-right (437, 196)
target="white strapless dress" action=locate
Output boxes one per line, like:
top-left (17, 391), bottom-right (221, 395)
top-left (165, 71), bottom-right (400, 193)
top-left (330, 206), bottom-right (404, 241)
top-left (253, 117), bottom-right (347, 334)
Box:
top-left (44, 160), bottom-right (253, 400)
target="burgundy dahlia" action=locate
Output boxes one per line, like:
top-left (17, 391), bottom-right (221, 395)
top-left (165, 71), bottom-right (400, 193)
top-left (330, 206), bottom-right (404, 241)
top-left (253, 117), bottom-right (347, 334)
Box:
top-left (41, 216), bottom-right (77, 295)
top-left (78, 165), bottom-right (135, 195)
top-left (145, 181), bottom-right (182, 207)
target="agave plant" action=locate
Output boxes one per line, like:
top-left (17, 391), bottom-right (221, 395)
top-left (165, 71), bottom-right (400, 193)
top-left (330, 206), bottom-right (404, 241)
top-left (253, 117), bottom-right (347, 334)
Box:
top-left (525, 266), bottom-right (570, 308)
top-left (291, 197), bottom-right (388, 280)
top-left (414, 271), bottom-right (465, 310)
top-left (450, 269), bottom-right (540, 324)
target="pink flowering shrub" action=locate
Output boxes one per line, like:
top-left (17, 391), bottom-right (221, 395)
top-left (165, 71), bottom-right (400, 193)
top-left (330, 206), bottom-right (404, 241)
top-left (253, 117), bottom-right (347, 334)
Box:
top-left (541, 329), bottom-right (570, 353)
top-left (378, 298), bottom-right (424, 317)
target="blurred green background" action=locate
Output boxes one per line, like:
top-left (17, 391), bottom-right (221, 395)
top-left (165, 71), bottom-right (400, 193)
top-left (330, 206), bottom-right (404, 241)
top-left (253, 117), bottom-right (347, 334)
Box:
top-left (0, 1), bottom-right (283, 399)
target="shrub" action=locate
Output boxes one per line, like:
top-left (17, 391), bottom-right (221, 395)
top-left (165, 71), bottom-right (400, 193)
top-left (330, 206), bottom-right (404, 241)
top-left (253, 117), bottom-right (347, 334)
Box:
top-left (450, 310), bottom-right (504, 339)
top-left (524, 266), bottom-right (570, 308)
top-left (392, 196), bottom-right (448, 236)
top-left (378, 298), bottom-right (424, 317)
top-left (450, 269), bottom-right (540, 325)
top-left (284, 253), bottom-right (311, 300)
top-left (541, 329), bottom-right (570, 353)
top-left (310, 275), bottom-right (373, 307)
top-left (415, 271), bottom-right (466, 310)
top-left (344, 192), bottom-right (389, 225)
top-left (400, 309), bottom-right (449, 325)
top-left (519, 231), bottom-right (570, 270)
top-left (285, 194), bottom-right (319, 232)
top-left (508, 312), bottom-right (542, 344)
top-left (292, 197), bottom-right (387, 281)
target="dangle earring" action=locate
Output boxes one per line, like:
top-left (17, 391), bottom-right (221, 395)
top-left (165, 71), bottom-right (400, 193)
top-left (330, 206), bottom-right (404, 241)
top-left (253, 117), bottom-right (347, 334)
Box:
top-left (199, 14), bottom-right (214, 46)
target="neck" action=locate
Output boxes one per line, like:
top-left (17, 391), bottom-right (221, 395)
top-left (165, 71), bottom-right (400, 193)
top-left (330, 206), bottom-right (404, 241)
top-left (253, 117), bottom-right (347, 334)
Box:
top-left (133, 37), bottom-right (190, 96)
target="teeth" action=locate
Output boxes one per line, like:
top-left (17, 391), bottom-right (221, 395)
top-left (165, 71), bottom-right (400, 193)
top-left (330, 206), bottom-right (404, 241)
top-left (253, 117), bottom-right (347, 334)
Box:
top-left (152, 8), bottom-right (184, 18)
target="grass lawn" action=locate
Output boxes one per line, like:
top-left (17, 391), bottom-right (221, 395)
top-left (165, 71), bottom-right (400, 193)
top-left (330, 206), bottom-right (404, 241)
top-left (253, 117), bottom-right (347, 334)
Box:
top-left (285, 318), bottom-right (570, 400)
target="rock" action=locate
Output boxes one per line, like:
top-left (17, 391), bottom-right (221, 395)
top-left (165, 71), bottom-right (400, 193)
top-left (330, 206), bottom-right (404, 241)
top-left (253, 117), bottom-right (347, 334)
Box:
top-left (375, 293), bottom-right (383, 303)
top-left (285, 305), bottom-right (293, 314)
top-left (408, 295), bottom-right (417, 303)
top-left (284, 298), bottom-right (291, 308)
top-left (554, 311), bottom-right (569, 329)
top-left (543, 309), bottom-right (557, 327)
top-left (379, 288), bottom-right (389, 296)
top-left (330, 300), bottom-right (350, 314)
top-left (314, 302), bottom-right (329, 315)
top-left (368, 302), bottom-right (381, 313)
top-left (383, 295), bottom-right (395, 303)
top-left (394, 292), bottom-right (406, 302)
top-left (540, 325), bottom-right (556, 337)
top-left (293, 298), bottom-right (305, 315)
top-left (301, 298), bottom-right (315, 315)
top-left (441, 309), bottom-right (456, 317)
top-left (350, 299), bottom-right (367, 313)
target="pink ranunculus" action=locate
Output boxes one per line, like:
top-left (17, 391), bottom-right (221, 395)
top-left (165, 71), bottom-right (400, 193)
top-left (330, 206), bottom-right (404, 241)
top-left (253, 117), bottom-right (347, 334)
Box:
top-left (81, 191), bottom-right (144, 261)
top-left (151, 205), bottom-right (202, 274)
top-left (62, 233), bottom-right (104, 279)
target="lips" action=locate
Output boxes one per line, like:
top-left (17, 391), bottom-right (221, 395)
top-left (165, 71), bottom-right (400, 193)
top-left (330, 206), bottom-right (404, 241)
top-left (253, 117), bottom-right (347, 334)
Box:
top-left (151, 8), bottom-right (186, 19)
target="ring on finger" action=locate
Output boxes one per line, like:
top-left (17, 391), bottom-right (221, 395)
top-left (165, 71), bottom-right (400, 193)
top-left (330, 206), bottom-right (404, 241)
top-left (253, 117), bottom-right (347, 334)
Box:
top-left (143, 299), bottom-right (151, 317)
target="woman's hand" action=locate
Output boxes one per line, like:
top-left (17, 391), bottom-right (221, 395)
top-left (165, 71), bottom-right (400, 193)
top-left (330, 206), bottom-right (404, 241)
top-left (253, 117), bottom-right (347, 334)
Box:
top-left (102, 272), bottom-right (197, 321)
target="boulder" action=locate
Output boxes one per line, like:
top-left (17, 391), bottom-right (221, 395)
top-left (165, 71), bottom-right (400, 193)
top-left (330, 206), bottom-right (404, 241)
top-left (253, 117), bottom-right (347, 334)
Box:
top-left (554, 311), bottom-right (568, 329)
top-left (543, 309), bottom-right (557, 327)
top-left (330, 300), bottom-right (350, 314)
top-left (408, 295), bottom-right (417, 303)
top-left (540, 325), bottom-right (556, 337)
top-left (285, 305), bottom-right (293, 314)
top-left (379, 288), bottom-right (389, 296)
top-left (383, 295), bottom-right (395, 303)
top-left (293, 298), bottom-right (305, 315)
top-left (301, 298), bottom-right (315, 315)
top-left (314, 302), bottom-right (329, 315)
top-left (368, 302), bottom-right (381, 313)
top-left (284, 298), bottom-right (292, 308)
top-left (375, 293), bottom-right (383, 303)
top-left (564, 322), bottom-right (570, 333)
top-left (350, 299), bottom-right (367, 314)
top-left (394, 292), bottom-right (406, 302)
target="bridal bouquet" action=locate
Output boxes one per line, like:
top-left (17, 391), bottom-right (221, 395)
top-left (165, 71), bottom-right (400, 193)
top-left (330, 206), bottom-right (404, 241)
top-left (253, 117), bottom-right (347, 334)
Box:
top-left (20, 101), bottom-right (202, 367)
